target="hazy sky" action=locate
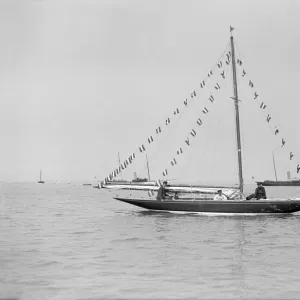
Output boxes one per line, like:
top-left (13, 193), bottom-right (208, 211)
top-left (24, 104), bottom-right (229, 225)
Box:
top-left (1, 0), bottom-right (300, 184)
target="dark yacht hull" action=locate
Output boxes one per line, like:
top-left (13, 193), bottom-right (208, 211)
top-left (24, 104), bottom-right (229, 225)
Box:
top-left (256, 181), bottom-right (300, 186)
top-left (114, 197), bottom-right (300, 214)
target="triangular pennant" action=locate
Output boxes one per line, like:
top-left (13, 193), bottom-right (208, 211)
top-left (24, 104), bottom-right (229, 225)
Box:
top-left (197, 118), bottom-right (202, 126)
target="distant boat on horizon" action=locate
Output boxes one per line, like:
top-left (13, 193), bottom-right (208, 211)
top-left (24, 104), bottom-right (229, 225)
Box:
top-left (38, 169), bottom-right (45, 184)
top-left (256, 153), bottom-right (300, 186)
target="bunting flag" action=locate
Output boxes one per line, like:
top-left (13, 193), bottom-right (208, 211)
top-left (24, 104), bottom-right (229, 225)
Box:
top-left (118, 166), bottom-right (121, 172)
top-left (237, 59), bottom-right (242, 66)
top-left (275, 127), bottom-right (279, 135)
top-left (190, 129), bottom-right (196, 137)
top-left (173, 108), bottom-right (180, 115)
top-left (266, 115), bottom-right (271, 122)
top-left (202, 107), bottom-right (209, 114)
top-left (218, 61), bottom-right (222, 68)
top-left (209, 95), bottom-right (214, 102)
top-left (185, 138), bottom-right (190, 146)
top-left (215, 83), bottom-right (220, 90)
top-left (193, 90), bottom-right (196, 97)
top-left (171, 158), bottom-right (177, 166)
top-left (139, 145), bottom-right (146, 152)
top-left (163, 169), bottom-right (168, 176)
top-left (184, 99), bottom-right (188, 106)
top-left (132, 153), bottom-right (136, 159)
top-left (113, 171), bottom-right (116, 177)
top-left (200, 80), bottom-right (205, 88)
top-left (156, 127), bottom-right (161, 134)
top-left (297, 164), bottom-right (300, 174)
top-left (197, 118), bottom-right (202, 126)
top-left (165, 118), bottom-right (170, 125)
top-left (177, 148), bottom-right (183, 155)
top-left (221, 71), bottom-right (225, 79)
top-left (249, 80), bottom-right (254, 88)
top-left (208, 70), bottom-right (213, 77)
top-left (260, 102), bottom-right (266, 109)
top-left (290, 152), bottom-right (294, 160)
top-left (254, 92), bottom-right (258, 99)
top-left (242, 70), bottom-right (246, 77)
top-left (226, 53), bottom-right (231, 60)
top-left (148, 136), bottom-right (154, 143)
top-left (281, 138), bottom-right (286, 147)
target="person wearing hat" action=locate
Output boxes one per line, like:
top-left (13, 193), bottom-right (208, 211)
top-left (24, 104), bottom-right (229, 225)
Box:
top-left (156, 181), bottom-right (168, 201)
top-left (213, 189), bottom-right (228, 201)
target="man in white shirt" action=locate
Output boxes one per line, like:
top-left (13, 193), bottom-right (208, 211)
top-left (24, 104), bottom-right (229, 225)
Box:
top-left (213, 190), bottom-right (228, 200)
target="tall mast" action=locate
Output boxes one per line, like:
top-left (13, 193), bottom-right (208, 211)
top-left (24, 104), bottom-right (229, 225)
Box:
top-left (230, 29), bottom-right (244, 193)
top-left (146, 154), bottom-right (151, 181)
top-left (118, 152), bottom-right (122, 179)
top-left (272, 151), bottom-right (278, 181)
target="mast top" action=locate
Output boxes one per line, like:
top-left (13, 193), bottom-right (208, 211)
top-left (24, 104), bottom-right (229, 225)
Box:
top-left (230, 26), bottom-right (235, 37)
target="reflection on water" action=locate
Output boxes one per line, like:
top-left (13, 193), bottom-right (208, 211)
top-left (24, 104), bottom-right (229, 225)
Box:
top-left (1, 183), bottom-right (300, 299)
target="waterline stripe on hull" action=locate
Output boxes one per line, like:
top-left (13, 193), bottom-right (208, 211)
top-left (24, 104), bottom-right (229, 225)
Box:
top-left (139, 209), bottom-right (294, 216)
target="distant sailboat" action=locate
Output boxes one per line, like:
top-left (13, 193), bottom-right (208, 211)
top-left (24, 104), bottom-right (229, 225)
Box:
top-left (38, 169), bottom-right (45, 184)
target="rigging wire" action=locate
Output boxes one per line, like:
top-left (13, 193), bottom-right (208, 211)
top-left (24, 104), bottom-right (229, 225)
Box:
top-left (134, 42), bottom-right (232, 178)
top-left (234, 41), bottom-right (299, 176)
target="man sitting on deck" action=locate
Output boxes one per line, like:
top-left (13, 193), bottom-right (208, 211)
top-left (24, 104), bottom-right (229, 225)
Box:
top-left (254, 183), bottom-right (267, 200)
top-left (246, 183), bottom-right (267, 200)
top-left (156, 181), bottom-right (168, 201)
top-left (213, 190), bottom-right (228, 201)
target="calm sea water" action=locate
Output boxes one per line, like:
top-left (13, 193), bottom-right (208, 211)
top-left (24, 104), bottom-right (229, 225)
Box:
top-left (1, 182), bottom-right (300, 299)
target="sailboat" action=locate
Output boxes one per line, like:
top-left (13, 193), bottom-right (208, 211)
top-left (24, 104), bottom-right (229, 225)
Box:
top-left (38, 169), bottom-right (45, 184)
top-left (106, 29), bottom-right (300, 214)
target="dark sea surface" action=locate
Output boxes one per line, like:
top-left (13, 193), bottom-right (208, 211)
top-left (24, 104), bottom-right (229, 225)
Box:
top-left (1, 182), bottom-right (300, 299)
